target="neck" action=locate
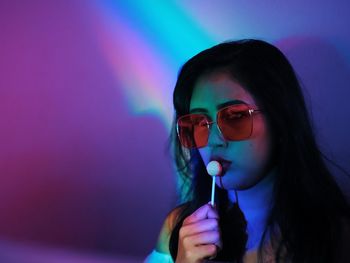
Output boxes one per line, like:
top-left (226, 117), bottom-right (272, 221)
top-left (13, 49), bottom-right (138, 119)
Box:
top-left (228, 169), bottom-right (276, 250)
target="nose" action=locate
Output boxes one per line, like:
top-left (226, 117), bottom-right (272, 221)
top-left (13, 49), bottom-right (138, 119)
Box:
top-left (207, 123), bottom-right (227, 148)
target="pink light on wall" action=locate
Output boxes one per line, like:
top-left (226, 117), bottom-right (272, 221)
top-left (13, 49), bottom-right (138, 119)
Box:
top-left (92, 6), bottom-right (175, 128)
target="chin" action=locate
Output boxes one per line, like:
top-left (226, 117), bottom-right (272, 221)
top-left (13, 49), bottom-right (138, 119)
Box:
top-left (216, 171), bottom-right (258, 190)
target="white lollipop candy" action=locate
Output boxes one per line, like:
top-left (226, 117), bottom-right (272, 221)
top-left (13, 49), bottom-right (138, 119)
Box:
top-left (206, 160), bottom-right (222, 176)
top-left (206, 161), bottom-right (222, 206)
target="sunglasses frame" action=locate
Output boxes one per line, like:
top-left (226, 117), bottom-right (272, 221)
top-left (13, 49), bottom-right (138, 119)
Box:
top-left (176, 104), bottom-right (262, 149)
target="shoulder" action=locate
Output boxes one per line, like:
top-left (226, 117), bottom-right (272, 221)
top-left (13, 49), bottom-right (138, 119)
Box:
top-left (155, 204), bottom-right (187, 254)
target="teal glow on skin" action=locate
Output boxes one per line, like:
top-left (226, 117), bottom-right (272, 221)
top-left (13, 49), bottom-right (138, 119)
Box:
top-left (190, 71), bottom-right (276, 250)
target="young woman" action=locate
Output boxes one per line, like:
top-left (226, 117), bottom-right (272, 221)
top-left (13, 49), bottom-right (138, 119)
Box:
top-left (145, 39), bottom-right (350, 263)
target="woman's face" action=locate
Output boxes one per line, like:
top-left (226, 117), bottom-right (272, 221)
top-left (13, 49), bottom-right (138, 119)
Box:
top-left (189, 71), bottom-right (275, 190)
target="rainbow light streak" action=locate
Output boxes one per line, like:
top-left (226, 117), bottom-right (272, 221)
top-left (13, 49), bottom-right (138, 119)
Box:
top-left (92, 0), bottom-right (215, 128)
top-left (94, 11), bottom-right (172, 126)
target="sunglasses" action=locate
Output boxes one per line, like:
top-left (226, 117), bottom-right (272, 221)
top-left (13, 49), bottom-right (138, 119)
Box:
top-left (176, 104), bottom-right (262, 148)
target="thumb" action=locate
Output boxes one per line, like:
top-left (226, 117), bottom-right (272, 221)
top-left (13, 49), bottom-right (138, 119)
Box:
top-left (206, 202), bottom-right (219, 219)
top-left (183, 204), bottom-right (218, 225)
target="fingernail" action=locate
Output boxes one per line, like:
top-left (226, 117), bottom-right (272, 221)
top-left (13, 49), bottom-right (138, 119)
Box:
top-left (207, 202), bottom-right (217, 210)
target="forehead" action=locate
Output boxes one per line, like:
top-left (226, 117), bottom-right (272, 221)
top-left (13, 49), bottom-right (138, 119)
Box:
top-left (190, 72), bottom-right (256, 111)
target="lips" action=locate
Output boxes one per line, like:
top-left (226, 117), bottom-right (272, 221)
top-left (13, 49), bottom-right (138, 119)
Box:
top-left (209, 157), bottom-right (232, 176)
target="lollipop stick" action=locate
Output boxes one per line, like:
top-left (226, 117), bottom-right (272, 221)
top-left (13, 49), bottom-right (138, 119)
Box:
top-left (210, 176), bottom-right (216, 206)
top-left (207, 160), bottom-right (221, 206)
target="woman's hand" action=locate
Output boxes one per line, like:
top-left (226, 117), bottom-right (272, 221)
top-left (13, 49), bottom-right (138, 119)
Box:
top-left (175, 204), bottom-right (222, 263)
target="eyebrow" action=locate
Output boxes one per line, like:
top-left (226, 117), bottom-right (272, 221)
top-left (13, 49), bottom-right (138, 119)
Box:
top-left (190, 99), bottom-right (247, 113)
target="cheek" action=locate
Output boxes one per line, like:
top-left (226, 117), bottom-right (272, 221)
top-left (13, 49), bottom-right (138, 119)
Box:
top-left (230, 141), bottom-right (264, 166)
top-left (250, 117), bottom-right (273, 164)
top-left (249, 139), bottom-right (271, 166)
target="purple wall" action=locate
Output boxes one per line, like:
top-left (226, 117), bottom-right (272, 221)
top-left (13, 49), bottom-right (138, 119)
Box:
top-left (0, 0), bottom-right (176, 258)
top-left (277, 37), bottom-right (350, 196)
top-left (0, 0), bottom-right (349, 259)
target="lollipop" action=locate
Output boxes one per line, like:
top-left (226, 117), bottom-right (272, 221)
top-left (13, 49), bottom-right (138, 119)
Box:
top-left (206, 160), bottom-right (222, 206)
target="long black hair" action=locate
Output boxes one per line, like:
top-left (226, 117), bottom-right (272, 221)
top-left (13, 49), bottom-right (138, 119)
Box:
top-left (169, 39), bottom-right (350, 262)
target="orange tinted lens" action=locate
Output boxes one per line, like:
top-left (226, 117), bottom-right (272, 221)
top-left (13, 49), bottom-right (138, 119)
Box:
top-left (217, 105), bottom-right (252, 140)
top-left (177, 114), bottom-right (209, 148)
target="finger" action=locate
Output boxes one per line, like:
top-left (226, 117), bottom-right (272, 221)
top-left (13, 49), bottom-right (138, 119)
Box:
top-left (192, 244), bottom-right (218, 260)
top-left (183, 204), bottom-right (211, 225)
top-left (191, 230), bottom-right (221, 246)
top-left (183, 204), bottom-right (219, 225)
top-left (180, 218), bottom-right (219, 237)
top-left (206, 204), bottom-right (219, 219)
top-left (182, 230), bottom-right (220, 248)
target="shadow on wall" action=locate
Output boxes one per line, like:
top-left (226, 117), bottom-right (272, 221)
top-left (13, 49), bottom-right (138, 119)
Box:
top-left (276, 36), bottom-right (350, 198)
